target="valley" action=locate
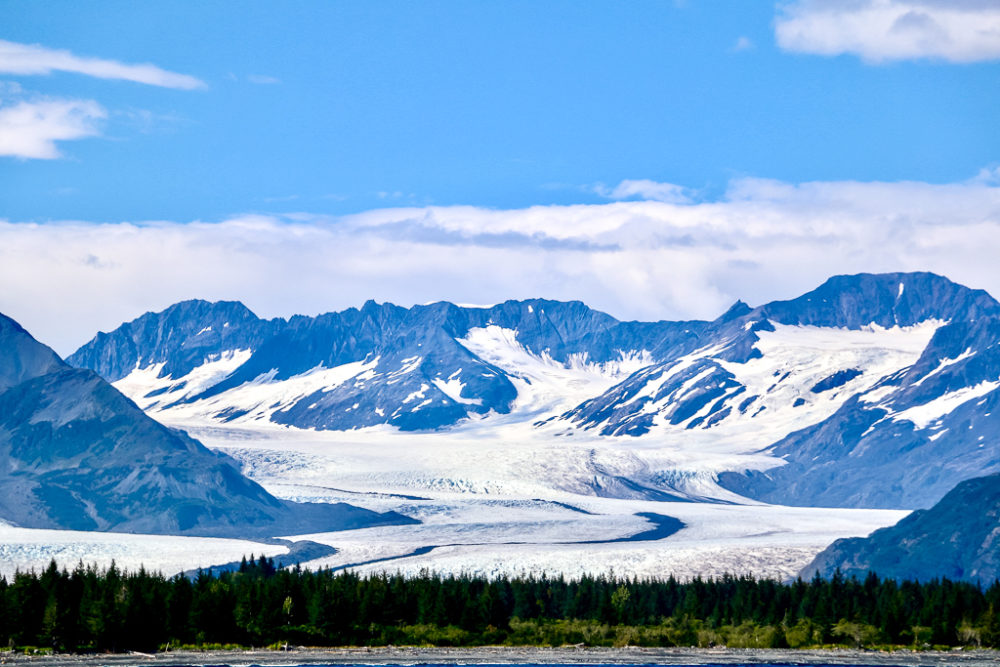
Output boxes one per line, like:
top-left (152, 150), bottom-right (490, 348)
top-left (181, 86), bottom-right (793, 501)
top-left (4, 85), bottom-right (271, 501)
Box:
top-left (2, 272), bottom-right (997, 581)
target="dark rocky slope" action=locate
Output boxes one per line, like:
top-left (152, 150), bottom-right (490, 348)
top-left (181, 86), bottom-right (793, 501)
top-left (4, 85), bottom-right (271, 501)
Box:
top-left (0, 312), bottom-right (412, 537)
top-left (802, 472), bottom-right (1000, 582)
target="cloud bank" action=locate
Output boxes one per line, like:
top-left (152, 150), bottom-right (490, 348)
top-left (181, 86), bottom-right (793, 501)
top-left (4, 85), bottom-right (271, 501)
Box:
top-left (0, 39), bottom-right (206, 89)
top-left (776, 0), bottom-right (1000, 63)
top-left (2, 175), bottom-right (999, 356)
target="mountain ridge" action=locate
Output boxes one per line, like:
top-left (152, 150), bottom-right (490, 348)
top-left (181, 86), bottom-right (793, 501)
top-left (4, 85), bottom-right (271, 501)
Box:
top-left (70, 296), bottom-right (704, 432)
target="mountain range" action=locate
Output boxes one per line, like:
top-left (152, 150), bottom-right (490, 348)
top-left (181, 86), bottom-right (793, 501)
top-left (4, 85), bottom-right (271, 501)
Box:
top-left (70, 272), bottom-right (1000, 513)
top-left (69, 297), bottom-right (698, 431)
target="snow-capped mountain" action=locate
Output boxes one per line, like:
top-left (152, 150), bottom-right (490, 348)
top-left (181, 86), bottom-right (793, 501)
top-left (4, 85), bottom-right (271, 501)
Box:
top-left (0, 311), bottom-right (411, 537)
top-left (564, 272), bottom-right (1000, 508)
top-left (70, 272), bottom-right (1000, 511)
top-left (802, 471), bottom-right (1000, 582)
top-left (713, 276), bottom-right (1000, 509)
top-left (71, 298), bottom-right (700, 431)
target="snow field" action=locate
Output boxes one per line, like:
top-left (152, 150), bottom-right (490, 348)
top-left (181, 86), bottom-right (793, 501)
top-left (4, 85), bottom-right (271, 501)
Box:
top-left (560, 321), bottom-right (943, 458)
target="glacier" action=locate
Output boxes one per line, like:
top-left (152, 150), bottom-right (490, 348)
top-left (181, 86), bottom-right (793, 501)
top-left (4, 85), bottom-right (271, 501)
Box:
top-left (6, 270), bottom-right (990, 579)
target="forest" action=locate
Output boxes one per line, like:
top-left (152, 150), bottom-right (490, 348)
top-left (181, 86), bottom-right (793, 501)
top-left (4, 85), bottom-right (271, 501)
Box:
top-left (1, 556), bottom-right (998, 653)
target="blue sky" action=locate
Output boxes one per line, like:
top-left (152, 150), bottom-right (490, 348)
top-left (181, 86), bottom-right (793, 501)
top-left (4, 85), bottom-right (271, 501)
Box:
top-left (1, 1), bottom-right (999, 353)
top-left (2, 0), bottom-right (997, 220)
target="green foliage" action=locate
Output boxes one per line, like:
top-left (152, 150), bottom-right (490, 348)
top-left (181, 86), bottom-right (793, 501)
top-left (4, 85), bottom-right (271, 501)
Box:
top-left (0, 558), bottom-right (997, 652)
top-left (831, 618), bottom-right (881, 647)
top-left (784, 617), bottom-right (821, 648)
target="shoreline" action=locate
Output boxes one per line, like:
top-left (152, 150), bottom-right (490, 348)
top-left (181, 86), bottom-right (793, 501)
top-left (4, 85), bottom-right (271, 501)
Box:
top-left (2, 646), bottom-right (1000, 667)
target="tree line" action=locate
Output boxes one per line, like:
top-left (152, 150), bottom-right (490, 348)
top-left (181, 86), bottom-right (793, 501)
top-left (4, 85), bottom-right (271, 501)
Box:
top-left (1, 556), bottom-right (998, 652)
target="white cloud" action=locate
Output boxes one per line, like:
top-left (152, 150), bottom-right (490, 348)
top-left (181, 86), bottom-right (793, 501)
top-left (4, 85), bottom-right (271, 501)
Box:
top-left (246, 74), bottom-right (281, 85)
top-left (595, 179), bottom-right (693, 204)
top-left (732, 36), bottom-right (755, 52)
top-left (972, 165), bottom-right (1000, 186)
top-left (0, 40), bottom-right (204, 158)
top-left (0, 98), bottom-right (106, 159)
top-left (775, 0), bottom-right (1000, 63)
top-left (0, 80), bottom-right (23, 97)
top-left (1, 174), bottom-right (999, 356)
top-left (0, 39), bottom-right (206, 89)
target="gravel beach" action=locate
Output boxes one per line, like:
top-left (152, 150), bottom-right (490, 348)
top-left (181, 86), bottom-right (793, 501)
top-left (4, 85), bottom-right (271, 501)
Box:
top-left (1, 646), bottom-right (999, 667)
